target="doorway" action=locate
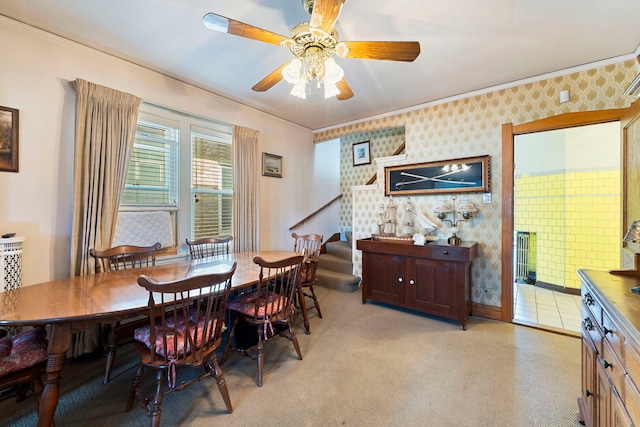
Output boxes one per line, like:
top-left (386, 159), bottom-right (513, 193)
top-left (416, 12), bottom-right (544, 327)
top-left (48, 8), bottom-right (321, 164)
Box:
top-left (500, 107), bottom-right (635, 328)
top-left (511, 123), bottom-right (621, 333)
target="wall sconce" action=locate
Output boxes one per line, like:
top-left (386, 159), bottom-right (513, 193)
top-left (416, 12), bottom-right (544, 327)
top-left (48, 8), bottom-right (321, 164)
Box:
top-left (433, 196), bottom-right (477, 245)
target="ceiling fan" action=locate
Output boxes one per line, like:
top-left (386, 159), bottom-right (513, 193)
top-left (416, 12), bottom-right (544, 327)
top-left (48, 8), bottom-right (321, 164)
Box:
top-left (202, 0), bottom-right (420, 100)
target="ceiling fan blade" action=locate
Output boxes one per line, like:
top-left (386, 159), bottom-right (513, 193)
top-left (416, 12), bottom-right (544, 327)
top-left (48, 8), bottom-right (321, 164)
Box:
top-left (309, 0), bottom-right (345, 36)
top-left (341, 41), bottom-right (421, 62)
top-left (252, 61), bottom-right (291, 92)
top-left (203, 12), bottom-right (288, 46)
top-left (335, 78), bottom-right (353, 100)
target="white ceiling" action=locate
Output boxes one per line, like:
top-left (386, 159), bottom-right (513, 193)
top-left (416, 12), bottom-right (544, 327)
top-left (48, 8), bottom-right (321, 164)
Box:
top-left (2, 0), bottom-right (640, 130)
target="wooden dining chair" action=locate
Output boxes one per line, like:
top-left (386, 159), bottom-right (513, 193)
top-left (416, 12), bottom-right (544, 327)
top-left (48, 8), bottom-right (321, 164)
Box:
top-left (90, 241), bottom-right (162, 384)
top-left (292, 232), bottom-right (323, 334)
top-left (0, 327), bottom-right (48, 406)
top-left (222, 254), bottom-right (304, 387)
top-left (185, 236), bottom-right (233, 259)
top-left (126, 263), bottom-right (236, 427)
top-left (90, 242), bottom-right (162, 273)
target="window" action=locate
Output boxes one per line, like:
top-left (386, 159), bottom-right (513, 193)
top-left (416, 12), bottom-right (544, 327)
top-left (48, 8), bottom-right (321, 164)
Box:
top-left (191, 127), bottom-right (233, 239)
top-left (118, 105), bottom-right (232, 251)
top-left (121, 121), bottom-right (178, 206)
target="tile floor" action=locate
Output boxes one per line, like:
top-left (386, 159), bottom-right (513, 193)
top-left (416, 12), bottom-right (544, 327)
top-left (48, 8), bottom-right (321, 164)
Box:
top-left (513, 282), bottom-right (583, 334)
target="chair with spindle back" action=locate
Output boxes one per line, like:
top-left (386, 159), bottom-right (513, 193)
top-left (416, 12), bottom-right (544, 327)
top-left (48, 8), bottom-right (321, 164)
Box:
top-left (291, 233), bottom-right (323, 334)
top-left (185, 236), bottom-right (234, 259)
top-left (89, 241), bottom-right (162, 383)
top-left (126, 263), bottom-right (236, 426)
top-left (222, 254), bottom-right (304, 386)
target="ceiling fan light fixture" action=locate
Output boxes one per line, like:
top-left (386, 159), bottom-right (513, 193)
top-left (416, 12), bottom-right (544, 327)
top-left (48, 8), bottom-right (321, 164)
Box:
top-left (290, 79), bottom-right (307, 99)
top-left (282, 59), bottom-right (303, 84)
top-left (324, 83), bottom-right (340, 99)
top-left (324, 58), bottom-right (343, 85)
top-left (304, 46), bottom-right (324, 81)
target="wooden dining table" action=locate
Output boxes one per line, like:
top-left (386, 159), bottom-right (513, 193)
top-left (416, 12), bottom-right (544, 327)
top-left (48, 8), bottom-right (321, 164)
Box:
top-left (0, 250), bottom-right (297, 427)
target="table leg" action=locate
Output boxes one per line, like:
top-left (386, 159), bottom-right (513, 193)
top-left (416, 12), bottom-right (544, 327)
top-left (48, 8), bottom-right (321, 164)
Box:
top-left (38, 322), bottom-right (70, 427)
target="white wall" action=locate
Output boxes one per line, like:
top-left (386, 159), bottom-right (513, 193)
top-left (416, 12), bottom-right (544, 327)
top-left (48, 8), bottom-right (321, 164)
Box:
top-left (301, 138), bottom-right (340, 241)
top-left (515, 122), bottom-right (620, 176)
top-left (0, 17), bottom-right (318, 286)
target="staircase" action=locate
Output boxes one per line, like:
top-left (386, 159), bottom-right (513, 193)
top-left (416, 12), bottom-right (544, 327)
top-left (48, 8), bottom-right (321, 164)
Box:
top-left (316, 231), bottom-right (361, 293)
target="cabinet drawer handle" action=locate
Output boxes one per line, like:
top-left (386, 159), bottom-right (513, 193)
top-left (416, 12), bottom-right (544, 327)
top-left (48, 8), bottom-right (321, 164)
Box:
top-left (409, 280), bottom-right (415, 285)
top-left (398, 278), bottom-right (403, 283)
top-left (585, 389), bottom-right (593, 397)
top-left (602, 359), bottom-right (612, 369)
top-left (442, 251), bottom-right (449, 255)
top-left (603, 326), bottom-right (612, 335)
top-left (583, 318), bottom-right (593, 331)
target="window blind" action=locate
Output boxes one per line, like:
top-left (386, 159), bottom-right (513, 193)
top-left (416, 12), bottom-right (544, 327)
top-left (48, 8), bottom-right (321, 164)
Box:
top-left (121, 121), bottom-right (178, 206)
top-left (191, 130), bottom-right (233, 239)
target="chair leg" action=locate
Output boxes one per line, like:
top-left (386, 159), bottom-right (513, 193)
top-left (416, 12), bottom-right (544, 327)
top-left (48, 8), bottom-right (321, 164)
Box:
top-left (308, 284), bottom-right (322, 318)
top-left (126, 363), bottom-right (144, 412)
top-left (288, 322), bottom-right (303, 361)
top-left (148, 370), bottom-right (165, 427)
top-left (208, 355), bottom-right (233, 413)
top-left (297, 286), bottom-right (311, 334)
top-left (256, 332), bottom-right (264, 387)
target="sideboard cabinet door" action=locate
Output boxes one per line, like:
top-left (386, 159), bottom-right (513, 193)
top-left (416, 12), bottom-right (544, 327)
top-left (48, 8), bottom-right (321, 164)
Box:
top-left (409, 257), bottom-right (457, 318)
top-left (361, 251), bottom-right (406, 306)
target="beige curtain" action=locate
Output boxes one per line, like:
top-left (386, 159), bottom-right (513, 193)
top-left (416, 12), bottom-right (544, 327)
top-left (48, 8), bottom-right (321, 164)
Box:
top-left (68, 79), bottom-right (141, 355)
top-left (232, 125), bottom-right (260, 252)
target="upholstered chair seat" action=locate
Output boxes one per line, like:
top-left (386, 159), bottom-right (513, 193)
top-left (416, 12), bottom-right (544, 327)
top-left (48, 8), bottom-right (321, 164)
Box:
top-left (0, 327), bottom-right (48, 404)
top-left (0, 327), bottom-right (48, 378)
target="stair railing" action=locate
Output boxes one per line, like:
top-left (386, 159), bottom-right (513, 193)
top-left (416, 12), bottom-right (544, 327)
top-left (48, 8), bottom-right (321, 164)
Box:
top-left (289, 194), bottom-right (343, 231)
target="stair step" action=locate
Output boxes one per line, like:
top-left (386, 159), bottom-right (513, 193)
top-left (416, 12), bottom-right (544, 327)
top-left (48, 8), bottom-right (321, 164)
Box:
top-left (316, 269), bottom-right (360, 293)
top-left (318, 253), bottom-right (353, 275)
top-left (325, 240), bottom-right (352, 260)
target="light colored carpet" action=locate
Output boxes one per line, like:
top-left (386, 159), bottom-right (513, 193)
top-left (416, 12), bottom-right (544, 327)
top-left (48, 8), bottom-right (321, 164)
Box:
top-left (0, 285), bottom-right (582, 426)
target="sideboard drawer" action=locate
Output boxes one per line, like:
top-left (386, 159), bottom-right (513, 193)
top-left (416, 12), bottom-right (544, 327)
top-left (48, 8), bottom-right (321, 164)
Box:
top-left (583, 303), bottom-right (603, 355)
top-left (603, 310), bottom-right (625, 362)
top-left (603, 339), bottom-right (626, 400)
top-left (582, 288), bottom-right (602, 326)
top-left (429, 246), bottom-right (465, 261)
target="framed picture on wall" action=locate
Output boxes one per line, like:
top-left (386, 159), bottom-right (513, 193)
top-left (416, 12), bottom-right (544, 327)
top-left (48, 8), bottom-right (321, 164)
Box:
top-left (385, 155), bottom-right (490, 196)
top-left (0, 106), bottom-right (19, 173)
top-left (262, 152), bottom-right (283, 178)
top-left (352, 141), bottom-right (371, 166)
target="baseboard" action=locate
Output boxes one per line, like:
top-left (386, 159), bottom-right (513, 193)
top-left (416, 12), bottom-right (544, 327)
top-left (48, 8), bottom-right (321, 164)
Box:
top-left (471, 302), bottom-right (501, 321)
top-left (534, 281), bottom-right (581, 295)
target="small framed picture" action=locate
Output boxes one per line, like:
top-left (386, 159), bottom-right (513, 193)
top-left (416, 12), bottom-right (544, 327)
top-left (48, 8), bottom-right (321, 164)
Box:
top-left (0, 106), bottom-right (19, 173)
top-left (352, 141), bottom-right (371, 167)
top-left (262, 152), bottom-right (283, 178)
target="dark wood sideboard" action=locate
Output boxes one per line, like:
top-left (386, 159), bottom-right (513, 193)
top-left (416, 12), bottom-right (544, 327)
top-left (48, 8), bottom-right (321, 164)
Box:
top-left (578, 269), bottom-right (640, 426)
top-left (356, 238), bottom-right (477, 330)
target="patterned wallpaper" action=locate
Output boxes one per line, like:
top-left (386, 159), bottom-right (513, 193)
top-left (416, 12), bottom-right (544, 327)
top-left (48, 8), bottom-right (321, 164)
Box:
top-left (340, 127), bottom-right (404, 231)
top-left (317, 59), bottom-right (637, 308)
